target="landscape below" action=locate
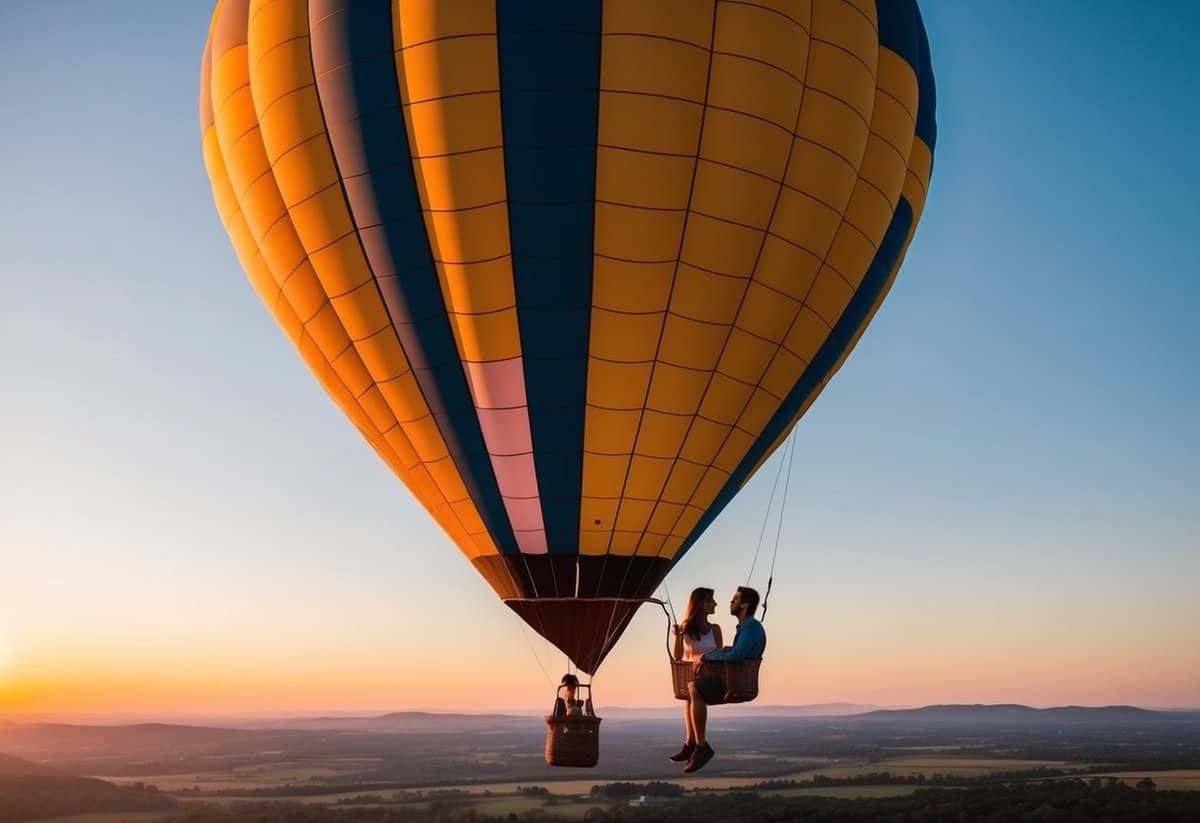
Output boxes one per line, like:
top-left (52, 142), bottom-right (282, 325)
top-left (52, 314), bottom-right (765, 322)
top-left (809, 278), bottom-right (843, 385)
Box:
top-left (2, 705), bottom-right (1199, 821)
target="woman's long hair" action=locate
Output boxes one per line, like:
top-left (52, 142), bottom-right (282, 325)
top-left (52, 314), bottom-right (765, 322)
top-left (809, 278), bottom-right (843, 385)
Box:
top-left (681, 587), bottom-right (715, 641)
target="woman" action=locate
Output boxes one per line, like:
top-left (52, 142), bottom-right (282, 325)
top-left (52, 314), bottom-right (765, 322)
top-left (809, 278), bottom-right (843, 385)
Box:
top-left (669, 587), bottom-right (723, 762)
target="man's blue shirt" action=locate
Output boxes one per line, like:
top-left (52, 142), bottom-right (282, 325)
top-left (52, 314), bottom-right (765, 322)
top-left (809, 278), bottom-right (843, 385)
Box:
top-left (702, 617), bottom-right (766, 662)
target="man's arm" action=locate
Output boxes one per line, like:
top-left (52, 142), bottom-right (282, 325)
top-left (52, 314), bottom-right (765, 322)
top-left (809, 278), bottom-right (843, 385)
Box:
top-left (702, 621), bottom-right (764, 662)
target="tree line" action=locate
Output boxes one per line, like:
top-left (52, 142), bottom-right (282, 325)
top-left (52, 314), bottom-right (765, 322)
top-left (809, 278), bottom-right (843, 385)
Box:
top-left (147, 778), bottom-right (1200, 822)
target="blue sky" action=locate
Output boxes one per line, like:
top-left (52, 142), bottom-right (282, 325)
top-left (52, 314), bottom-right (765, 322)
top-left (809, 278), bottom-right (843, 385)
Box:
top-left (1, 1), bottom-right (1197, 713)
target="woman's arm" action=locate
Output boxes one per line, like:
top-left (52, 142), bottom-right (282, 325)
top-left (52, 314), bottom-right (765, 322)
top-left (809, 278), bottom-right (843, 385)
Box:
top-left (713, 624), bottom-right (724, 651)
top-left (672, 625), bottom-right (684, 661)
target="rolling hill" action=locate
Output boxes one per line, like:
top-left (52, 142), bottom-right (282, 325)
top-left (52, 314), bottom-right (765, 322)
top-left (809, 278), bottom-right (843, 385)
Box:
top-left (0, 753), bottom-right (57, 776)
top-left (846, 704), bottom-right (1195, 726)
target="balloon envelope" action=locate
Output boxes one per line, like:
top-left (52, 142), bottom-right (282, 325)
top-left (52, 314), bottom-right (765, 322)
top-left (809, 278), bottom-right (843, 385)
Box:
top-left (201, 0), bottom-right (936, 673)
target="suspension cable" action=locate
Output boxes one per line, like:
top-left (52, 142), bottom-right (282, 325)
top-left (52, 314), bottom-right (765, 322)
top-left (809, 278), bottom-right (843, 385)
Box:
top-left (761, 429), bottom-right (797, 621)
top-left (746, 432), bottom-right (790, 585)
top-left (513, 614), bottom-right (554, 688)
top-left (659, 581), bottom-right (678, 627)
top-left (651, 598), bottom-right (675, 660)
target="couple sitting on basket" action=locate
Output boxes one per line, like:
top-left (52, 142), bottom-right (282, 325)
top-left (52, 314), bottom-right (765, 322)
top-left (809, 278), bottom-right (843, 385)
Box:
top-left (670, 586), bottom-right (766, 773)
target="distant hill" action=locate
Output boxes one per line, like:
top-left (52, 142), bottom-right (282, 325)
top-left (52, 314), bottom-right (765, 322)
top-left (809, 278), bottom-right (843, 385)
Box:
top-left (0, 753), bottom-right (58, 777)
top-left (0, 774), bottom-right (175, 823)
top-left (846, 704), bottom-right (1190, 726)
top-left (263, 711), bottom-right (534, 732)
top-left (259, 704), bottom-right (890, 728)
top-left (751, 702), bottom-right (890, 717)
top-left (0, 722), bottom-right (260, 757)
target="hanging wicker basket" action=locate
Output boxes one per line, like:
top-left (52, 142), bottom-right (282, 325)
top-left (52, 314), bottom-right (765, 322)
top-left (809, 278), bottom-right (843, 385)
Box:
top-left (668, 658), bottom-right (761, 704)
top-left (670, 659), bottom-right (695, 700)
top-left (721, 659), bottom-right (761, 703)
top-left (544, 683), bottom-right (601, 767)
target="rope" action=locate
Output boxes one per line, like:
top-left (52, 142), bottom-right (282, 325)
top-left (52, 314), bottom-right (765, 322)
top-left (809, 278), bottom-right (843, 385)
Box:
top-left (746, 431), bottom-right (791, 585)
top-left (595, 595), bottom-right (625, 676)
top-left (595, 597), bottom-right (638, 675)
top-left (658, 582), bottom-right (678, 627)
top-left (650, 598), bottom-right (675, 660)
top-left (514, 613), bottom-right (554, 688)
top-left (761, 429), bottom-right (798, 621)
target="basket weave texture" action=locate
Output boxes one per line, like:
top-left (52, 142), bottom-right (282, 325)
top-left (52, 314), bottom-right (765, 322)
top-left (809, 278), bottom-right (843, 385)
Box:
top-left (668, 659), bottom-right (761, 703)
top-left (670, 660), bottom-right (695, 700)
top-left (544, 715), bottom-right (601, 767)
top-left (722, 659), bottom-right (761, 703)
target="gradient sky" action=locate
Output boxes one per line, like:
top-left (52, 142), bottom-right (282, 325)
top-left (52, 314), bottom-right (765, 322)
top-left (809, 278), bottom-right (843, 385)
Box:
top-left (1, 1), bottom-right (1197, 717)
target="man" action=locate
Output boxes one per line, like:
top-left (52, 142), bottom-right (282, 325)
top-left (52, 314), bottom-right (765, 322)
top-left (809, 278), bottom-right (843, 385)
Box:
top-left (678, 586), bottom-right (766, 773)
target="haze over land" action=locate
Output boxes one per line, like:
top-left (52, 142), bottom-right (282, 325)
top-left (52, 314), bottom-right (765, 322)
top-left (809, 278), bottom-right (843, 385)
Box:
top-left (3, 704), bottom-right (1200, 821)
top-left (4, 704), bottom-right (1199, 781)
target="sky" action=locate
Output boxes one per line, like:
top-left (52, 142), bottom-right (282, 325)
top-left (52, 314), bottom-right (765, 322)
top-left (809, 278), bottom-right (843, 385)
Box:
top-left (1, 1), bottom-right (1197, 718)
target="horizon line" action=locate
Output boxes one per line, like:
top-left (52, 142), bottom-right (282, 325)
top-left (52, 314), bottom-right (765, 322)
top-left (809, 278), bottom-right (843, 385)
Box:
top-left (5, 702), bottom-right (1199, 725)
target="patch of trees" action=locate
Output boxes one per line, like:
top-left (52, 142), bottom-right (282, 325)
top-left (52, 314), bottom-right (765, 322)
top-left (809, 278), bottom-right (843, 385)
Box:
top-left (589, 781), bottom-right (684, 799)
top-left (0, 775), bottom-right (176, 823)
top-left (336, 794), bottom-right (387, 805)
top-left (155, 779), bottom-right (1200, 821)
top-left (212, 780), bottom-right (429, 797)
top-left (740, 765), bottom-right (1085, 790)
top-left (591, 781), bottom-right (1200, 822)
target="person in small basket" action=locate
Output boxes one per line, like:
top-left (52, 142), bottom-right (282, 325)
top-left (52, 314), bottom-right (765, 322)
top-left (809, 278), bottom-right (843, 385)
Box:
top-left (672, 586), bottom-right (767, 773)
top-left (553, 673), bottom-right (585, 717)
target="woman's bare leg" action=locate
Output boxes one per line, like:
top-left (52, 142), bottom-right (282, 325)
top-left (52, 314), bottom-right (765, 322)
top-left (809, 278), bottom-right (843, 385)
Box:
top-left (687, 682), bottom-right (708, 746)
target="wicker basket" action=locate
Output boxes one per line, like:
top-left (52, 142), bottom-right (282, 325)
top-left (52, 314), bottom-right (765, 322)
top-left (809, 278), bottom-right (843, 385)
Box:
top-left (668, 658), bottom-right (761, 704)
top-left (545, 682), bottom-right (601, 767)
top-left (544, 714), bottom-right (601, 767)
top-left (670, 660), bottom-right (695, 700)
top-left (721, 659), bottom-right (761, 703)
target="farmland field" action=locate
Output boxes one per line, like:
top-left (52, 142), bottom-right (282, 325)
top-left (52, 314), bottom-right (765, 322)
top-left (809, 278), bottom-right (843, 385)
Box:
top-left (103, 754), bottom-right (1086, 805)
top-left (30, 814), bottom-right (172, 823)
top-left (104, 759), bottom-right (382, 791)
top-left (761, 785), bottom-right (921, 798)
top-left (1085, 770), bottom-right (1200, 791)
top-left (802, 756), bottom-right (1081, 779)
top-left (10, 707), bottom-right (1197, 821)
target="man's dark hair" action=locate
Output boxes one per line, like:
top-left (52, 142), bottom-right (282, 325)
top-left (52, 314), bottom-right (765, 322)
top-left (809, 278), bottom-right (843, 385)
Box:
top-left (736, 586), bottom-right (761, 616)
top-left (560, 673), bottom-right (579, 687)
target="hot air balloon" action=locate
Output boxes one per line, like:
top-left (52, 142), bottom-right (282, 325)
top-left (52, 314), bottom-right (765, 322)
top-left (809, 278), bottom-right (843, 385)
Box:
top-left (200, 0), bottom-right (935, 681)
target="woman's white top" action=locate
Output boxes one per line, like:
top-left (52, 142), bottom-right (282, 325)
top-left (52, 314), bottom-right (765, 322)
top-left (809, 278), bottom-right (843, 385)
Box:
top-left (682, 627), bottom-right (718, 662)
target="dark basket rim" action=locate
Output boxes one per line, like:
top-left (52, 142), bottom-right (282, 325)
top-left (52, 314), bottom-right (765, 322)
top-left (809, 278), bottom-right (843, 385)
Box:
top-left (545, 715), bottom-right (602, 726)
